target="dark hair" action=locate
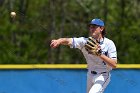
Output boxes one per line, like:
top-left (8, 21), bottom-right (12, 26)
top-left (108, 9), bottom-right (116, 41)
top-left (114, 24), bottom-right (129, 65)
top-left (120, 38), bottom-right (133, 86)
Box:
top-left (101, 28), bottom-right (106, 37)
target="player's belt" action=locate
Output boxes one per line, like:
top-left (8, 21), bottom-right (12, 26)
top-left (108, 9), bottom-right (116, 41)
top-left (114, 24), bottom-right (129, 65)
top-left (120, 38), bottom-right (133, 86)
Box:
top-left (91, 71), bottom-right (106, 74)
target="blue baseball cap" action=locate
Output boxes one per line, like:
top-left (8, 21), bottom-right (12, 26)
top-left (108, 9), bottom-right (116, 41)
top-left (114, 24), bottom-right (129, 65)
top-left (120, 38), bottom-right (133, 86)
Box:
top-left (89, 18), bottom-right (104, 26)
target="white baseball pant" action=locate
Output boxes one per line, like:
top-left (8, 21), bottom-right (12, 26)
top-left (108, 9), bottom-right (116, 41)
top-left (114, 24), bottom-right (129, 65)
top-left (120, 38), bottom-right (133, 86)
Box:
top-left (87, 71), bottom-right (110, 93)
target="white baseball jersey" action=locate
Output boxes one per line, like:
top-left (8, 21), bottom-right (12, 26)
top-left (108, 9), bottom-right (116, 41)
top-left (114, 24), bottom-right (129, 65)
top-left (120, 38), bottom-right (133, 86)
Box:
top-left (70, 37), bottom-right (117, 73)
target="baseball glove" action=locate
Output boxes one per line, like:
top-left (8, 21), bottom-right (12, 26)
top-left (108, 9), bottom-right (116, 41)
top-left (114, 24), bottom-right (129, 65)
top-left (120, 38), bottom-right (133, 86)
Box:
top-left (85, 37), bottom-right (102, 56)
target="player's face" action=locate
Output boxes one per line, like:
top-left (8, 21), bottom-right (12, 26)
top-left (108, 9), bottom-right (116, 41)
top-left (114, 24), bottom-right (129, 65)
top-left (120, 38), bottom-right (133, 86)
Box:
top-left (89, 25), bottom-right (102, 37)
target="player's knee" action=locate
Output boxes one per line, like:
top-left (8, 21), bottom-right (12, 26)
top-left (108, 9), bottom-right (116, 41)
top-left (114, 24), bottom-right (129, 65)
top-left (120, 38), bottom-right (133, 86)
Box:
top-left (89, 85), bottom-right (103, 93)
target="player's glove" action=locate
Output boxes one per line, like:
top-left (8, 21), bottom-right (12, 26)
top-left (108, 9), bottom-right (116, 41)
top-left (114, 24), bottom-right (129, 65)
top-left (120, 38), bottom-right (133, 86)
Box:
top-left (85, 37), bottom-right (102, 56)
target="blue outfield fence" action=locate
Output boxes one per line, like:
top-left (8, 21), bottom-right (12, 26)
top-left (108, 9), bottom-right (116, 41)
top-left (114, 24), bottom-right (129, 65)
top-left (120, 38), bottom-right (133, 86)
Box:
top-left (0, 64), bottom-right (140, 93)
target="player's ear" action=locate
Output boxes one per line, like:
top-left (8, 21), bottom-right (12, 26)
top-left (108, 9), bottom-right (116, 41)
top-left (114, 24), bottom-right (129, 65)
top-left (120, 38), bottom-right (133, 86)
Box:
top-left (100, 26), bottom-right (104, 32)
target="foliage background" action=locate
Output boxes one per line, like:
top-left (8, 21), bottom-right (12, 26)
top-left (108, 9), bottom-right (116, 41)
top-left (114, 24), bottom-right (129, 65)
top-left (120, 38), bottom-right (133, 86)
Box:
top-left (0, 0), bottom-right (140, 64)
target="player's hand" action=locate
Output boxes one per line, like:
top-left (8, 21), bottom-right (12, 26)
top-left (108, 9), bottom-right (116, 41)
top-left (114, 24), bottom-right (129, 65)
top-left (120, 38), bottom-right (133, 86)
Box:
top-left (50, 39), bottom-right (61, 48)
top-left (85, 37), bottom-right (102, 56)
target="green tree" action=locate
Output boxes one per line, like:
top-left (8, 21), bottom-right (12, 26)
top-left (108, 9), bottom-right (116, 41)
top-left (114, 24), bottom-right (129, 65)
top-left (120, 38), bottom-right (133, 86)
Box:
top-left (0, 0), bottom-right (140, 64)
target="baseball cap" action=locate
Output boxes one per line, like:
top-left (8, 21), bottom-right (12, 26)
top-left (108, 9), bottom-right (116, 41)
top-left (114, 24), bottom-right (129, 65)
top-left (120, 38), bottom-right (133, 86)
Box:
top-left (89, 18), bottom-right (104, 26)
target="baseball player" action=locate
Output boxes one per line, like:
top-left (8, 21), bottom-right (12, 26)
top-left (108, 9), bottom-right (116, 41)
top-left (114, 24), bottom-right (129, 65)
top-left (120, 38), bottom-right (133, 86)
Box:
top-left (50, 18), bottom-right (117, 93)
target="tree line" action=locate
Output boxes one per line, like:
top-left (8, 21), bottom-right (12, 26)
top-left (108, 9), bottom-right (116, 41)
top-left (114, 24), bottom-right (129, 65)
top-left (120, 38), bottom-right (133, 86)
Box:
top-left (0, 0), bottom-right (140, 64)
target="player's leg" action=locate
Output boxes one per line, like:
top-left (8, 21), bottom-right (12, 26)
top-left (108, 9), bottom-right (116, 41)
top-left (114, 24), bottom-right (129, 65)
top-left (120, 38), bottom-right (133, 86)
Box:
top-left (89, 73), bottom-right (110, 93)
top-left (87, 71), bottom-right (94, 93)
